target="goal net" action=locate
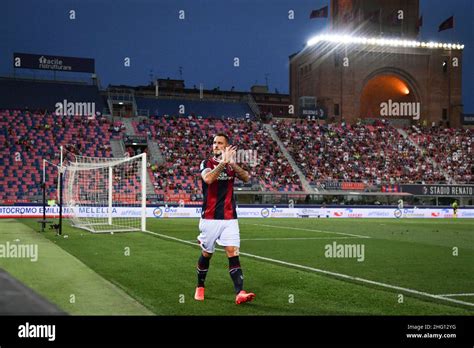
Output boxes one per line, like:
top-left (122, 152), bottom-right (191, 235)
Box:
top-left (63, 153), bottom-right (147, 233)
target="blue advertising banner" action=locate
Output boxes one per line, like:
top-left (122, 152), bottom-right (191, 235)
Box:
top-left (13, 53), bottom-right (95, 73)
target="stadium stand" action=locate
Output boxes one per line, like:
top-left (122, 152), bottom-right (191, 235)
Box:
top-left (406, 125), bottom-right (473, 184)
top-left (2, 104), bottom-right (473, 203)
top-left (272, 118), bottom-right (449, 185)
top-left (133, 116), bottom-right (302, 194)
top-left (0, 109), bottom-right (121, 201)
top-left (1, 105), bottom-right (472, 202)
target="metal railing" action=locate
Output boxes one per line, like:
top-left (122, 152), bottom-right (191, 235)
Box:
top-left (244, 94), bottom-right (261, 118)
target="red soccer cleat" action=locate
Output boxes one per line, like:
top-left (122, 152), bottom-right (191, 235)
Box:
top-left (194, 287), bottom-right (205, 301)
top-left (235, 290), bottom-right (255, 305)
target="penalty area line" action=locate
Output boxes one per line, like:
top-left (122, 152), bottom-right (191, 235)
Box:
top-left (142, 229), bottom-right (474, 309)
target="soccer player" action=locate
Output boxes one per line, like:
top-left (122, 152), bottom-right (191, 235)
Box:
top-left (397, 199), bottom-right (404, 210)
top-left (194, 134), bottom-right (256, 305)
top-left (452, 200), bottom-right (458, 218)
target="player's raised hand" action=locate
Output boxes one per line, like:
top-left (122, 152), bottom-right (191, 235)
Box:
top-left (228, 146), bottom-right (237, 164)
top-left (221, 146), bottom-right (236, 164)
top-left (221, 146), bottom-right (230, 164)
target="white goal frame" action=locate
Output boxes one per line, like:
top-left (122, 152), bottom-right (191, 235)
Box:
top-left (63, 153), bottom-right (147, 233)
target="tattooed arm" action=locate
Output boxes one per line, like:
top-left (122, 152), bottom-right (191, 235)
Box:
top-left (201, 161), bottom-right (226, 185)
top-left (201, 146), bottom-right (236, 185)
top-left (230, 163), bottom-right (250, 183)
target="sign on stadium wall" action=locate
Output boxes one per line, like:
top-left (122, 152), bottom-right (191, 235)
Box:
top-left (341, 182), bottom-right (365, 190)
top-left (300, 106), bottom-right (327, 119)
top-left (317, 181), bottom-right (342, 190)
top-left (401, 184), bottom-right (474, 196)
top-left (461, 113), bottom-right (474, 125)
top-left (13, 53), bottom-right (95, 73)
top-left (1, 206), bottom-right (473, 219)
top-left (124, 135), bottom-right (147, 145)
top-left (316, 181), bottom-right (365, 191)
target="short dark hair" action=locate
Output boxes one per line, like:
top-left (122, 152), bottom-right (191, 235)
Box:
top-left (214, 133), bottom-right (230, 144)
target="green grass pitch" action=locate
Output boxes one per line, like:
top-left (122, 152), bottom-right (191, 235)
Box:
top-left (1, 217), bottom-right (473, 315)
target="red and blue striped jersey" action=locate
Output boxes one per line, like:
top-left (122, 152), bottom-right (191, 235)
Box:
top-left (200, 158), bottom-right (237, 220)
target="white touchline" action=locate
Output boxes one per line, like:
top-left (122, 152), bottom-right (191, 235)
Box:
top-left (242, 223), bottom-right (371, 239)
top-left (142, 230), bottom-right (474, 309)
top-left (240, 237), bottom-right (361, 241)
top-left (437, 293), bottom-right (474, 297)
top-left (185, 236), bottom-right (361, 242)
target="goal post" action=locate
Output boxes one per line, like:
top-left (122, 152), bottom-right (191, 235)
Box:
top-left (63, 152), bottom-right (147, 233)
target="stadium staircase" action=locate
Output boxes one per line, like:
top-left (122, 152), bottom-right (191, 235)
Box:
top-left (132, 116), bottom-right (165, 166)
top-left (244, 94), bottom-right (261, 119)
top-left (396, 128), bottom-right (454, 183)
top-left (264, 123), bottom-right (313, 193)
top-left (114, 116), bottom-right (157, 195)
top-left (146, 139), bottom-right (165, 166)
top-left (119, 117), bottom-right (136, 135)
top-left (110, 138), bottom-right (126, 157)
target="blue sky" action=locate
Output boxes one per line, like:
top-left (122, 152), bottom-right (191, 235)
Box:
top-left (1, 0), bottom-right (473, 111)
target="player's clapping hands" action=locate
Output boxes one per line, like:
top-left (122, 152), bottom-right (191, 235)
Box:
top-left (222, 146), bottom-right (237, 164)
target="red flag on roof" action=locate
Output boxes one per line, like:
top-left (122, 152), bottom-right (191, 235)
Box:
top-left (310, 6), bottom-right (328, 19)
top-left (417, 15), bottom-right (423, 29)
top-left (438, 16), bottom-right (454, 32)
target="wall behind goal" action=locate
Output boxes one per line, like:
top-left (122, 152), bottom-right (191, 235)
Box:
top-left (1, 206), bottom-right (473, 219)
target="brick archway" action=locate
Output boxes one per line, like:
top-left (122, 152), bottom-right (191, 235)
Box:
top-left (357, 67), bottom-right (422, 121)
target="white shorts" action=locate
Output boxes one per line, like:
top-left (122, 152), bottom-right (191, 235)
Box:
top-left (197, 219), bottom-right (240, 253)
